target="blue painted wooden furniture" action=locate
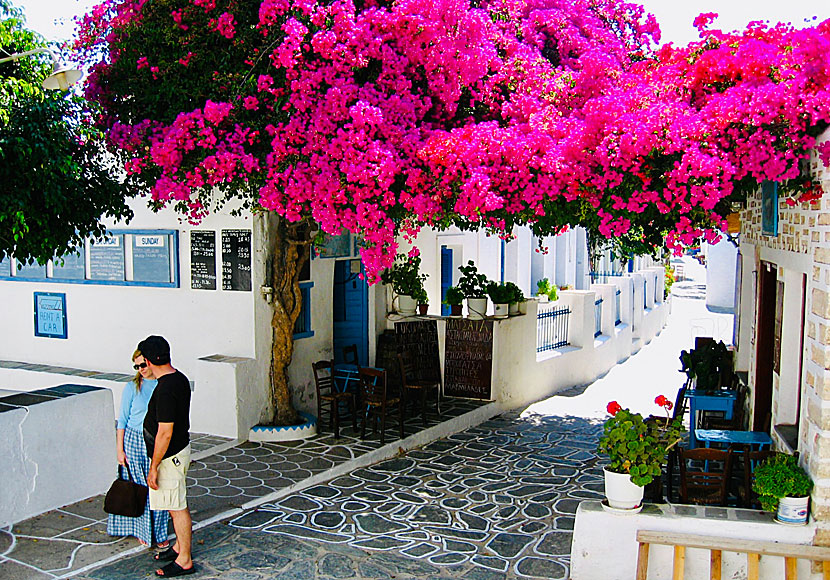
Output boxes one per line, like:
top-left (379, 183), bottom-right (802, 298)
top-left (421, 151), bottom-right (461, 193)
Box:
top-left (684, 389), bottom-right (737, 448)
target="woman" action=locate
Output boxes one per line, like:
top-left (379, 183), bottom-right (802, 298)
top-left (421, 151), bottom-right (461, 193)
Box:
top-left (107, 349), bottom-right (170, 548)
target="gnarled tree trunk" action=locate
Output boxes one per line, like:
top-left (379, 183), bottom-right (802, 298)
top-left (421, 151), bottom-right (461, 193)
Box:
top-left (267, 217), bottom-right (313, 426)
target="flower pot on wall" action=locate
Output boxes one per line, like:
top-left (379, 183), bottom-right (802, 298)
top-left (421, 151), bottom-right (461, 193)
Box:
top-left (493, 303), bottom-right (509, 318)
top-left (450, 304), bottom-right (463, 317)
top-left (418, 304), bottom-right (429, 316)
top-left (603, 467), bottom-right (644, 510)
top-left (508, 302), bottom-right (519, 316)
top-left (397, 295), bottom-right (417, 316)
top-left (777, 496), bottom-right (809, 525)
top-left (467, 297), bottom-right (488, 320)
top-left (517, 301), bottom-right (527, 315)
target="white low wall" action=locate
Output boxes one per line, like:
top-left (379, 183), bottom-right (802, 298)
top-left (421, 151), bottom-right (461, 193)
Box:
top-left (571, 501), bottom-right (818, 580)
top-left (0, 386), bottom-right (115, 526)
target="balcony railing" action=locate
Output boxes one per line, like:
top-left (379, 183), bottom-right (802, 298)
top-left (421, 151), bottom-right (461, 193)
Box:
top-left (537, 305), bottom-right (571, 352)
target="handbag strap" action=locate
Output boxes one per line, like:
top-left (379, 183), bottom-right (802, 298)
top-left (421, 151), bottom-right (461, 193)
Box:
top-left (119, 463), bottom-right (134, 482)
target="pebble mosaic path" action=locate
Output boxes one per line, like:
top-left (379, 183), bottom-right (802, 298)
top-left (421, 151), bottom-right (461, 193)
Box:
top-left (75, 412), bottom-right (607, 580)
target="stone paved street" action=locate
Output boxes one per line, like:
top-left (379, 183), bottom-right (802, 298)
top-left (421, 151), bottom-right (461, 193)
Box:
top-left (75, 412), bottom-right (604, 580)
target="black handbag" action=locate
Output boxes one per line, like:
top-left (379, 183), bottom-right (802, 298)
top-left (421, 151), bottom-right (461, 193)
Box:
top-left (104, 464), bottom-right (148, 517)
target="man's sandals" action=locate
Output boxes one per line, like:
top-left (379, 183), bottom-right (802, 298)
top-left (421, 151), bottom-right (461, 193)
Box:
top-left (153, 547), bottom-right (195, 577)
top-left (156, 561), bottom-right (195, 577)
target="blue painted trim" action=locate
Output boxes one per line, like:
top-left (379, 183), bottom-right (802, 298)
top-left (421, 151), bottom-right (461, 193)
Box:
top-left (293, 331), bottom-right (314, 339)
top-left (251, 411), bottom-right (317, 430)
top-left (500, 240), bottom-right (505, 284)
top-left (293, 281), bottom-right (315, 339)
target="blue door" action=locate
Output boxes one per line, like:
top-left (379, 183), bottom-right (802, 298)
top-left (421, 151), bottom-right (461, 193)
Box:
top-left (440, 246), bottom-right (453, 316)
top-left (333, 260), bottom-right (368, 366)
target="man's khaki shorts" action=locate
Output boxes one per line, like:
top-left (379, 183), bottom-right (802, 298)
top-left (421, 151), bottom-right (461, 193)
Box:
top-left (149, 444), bottom-right (191, 511)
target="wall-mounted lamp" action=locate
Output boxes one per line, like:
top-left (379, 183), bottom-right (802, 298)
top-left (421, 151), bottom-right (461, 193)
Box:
top-left (260, 286), bottom-right (274, 303)
top-left (0, 48), bottom-right (82, 90)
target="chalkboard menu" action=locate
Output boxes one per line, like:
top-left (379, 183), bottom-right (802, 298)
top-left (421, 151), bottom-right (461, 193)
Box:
top-left (395, 320), bottom-right (441, 383)
top-left (191, 231), bottom-right (217, 290)
top-left (444, 318), bottom-right (493, 400)
top-left (52, 251), bottom-right (85, 280)
top-left (222, 229), bottom-right (252, 291)
top-left (133, 234), bottom-right (171, 283)
top-left (89, 235), bottom-right (125, 281)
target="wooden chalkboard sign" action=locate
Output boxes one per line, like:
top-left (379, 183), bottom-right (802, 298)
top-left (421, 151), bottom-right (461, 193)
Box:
top-left (89, 235), bottom-right (125, 281)
top-left (191, 231), bottom-right (216, 290)
top-left (221, 229), bottom-right (252, 291)
top-left (444, 318), bottom-right (493, 400)
top-left (133, 234), bottom-right (171, 283)
top-left (395, 320), bottom-right (441, 383)
top-left (375, 330), bottom-right (402, 392)
top-left (52, 251), bottom-right (85, 280)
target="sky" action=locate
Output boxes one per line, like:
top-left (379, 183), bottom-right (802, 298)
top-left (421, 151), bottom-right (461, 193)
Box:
top-left (10, 0), bottom-right (830, 45)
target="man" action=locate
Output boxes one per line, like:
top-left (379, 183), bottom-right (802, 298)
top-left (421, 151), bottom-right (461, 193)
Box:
top-left (139, 335), bottom-right (195, 578)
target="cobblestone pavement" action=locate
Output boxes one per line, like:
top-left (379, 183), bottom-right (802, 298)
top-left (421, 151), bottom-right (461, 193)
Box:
top-left (1, 399), bottom-right (487, 579)
top-left (74, 412), bottom-right (605, 580)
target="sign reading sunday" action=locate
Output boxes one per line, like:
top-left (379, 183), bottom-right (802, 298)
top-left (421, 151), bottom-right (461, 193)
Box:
top-left (444, 318), bottom-right (493, 399)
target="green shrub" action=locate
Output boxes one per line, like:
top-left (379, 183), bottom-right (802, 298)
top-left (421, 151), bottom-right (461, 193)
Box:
top-left (753, 453), bottom-right (813, 512)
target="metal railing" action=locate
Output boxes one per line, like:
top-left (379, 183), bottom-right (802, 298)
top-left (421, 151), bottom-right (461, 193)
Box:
top-left (589, 271), bottom-right (625, 283)
top-left (594, 297), bottom-right (603, 337)
top-left (643, 280), bottom-right (648, 309)
top-left (537, 305), bottom-right (571, 352)
top-left (615, 289), bottom-right (621, 325)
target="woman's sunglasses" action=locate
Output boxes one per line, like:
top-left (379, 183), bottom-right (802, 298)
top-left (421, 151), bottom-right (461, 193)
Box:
top-left (133, 362), bottom-right (148, 370)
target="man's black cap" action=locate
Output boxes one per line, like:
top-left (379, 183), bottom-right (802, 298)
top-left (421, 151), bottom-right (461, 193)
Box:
top-left (138, 335), bottom-right (170, 365)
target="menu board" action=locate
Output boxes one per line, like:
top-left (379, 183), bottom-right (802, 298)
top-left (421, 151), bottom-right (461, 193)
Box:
top-left (89, 235), bottom-right (125, 281)
top-left (191, 231), bottom-right (216, 290)
top-left (52, 251), bottom-right (86, 279)
top-left (316, 229), bottom-right (351, 258)
top-left (133, 234), bottom-right (171, 283)
top-left (395, 320), bottom-right (441, 383)
top-left (444, 318), bottom-right (493, 399)
top-left (222, 229), bottom-right (252, 291)
top-left (375, 330), bottom-right (402, 392)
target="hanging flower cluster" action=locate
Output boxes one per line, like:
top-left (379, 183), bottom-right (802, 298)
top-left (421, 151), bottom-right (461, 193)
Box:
top-left (73, 0), bottom-right (830, 281)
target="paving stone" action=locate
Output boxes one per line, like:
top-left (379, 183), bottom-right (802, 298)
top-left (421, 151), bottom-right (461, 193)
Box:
top-left (262, 524), bottom-right (351, 543)
top-left (12, 511), bottom-right (91, 537)
top-left (409, 506), bottom-right (451, 525)
top-left (515, 556), bottom-right (568, 579)
top-left (536, 531), bottom-right (573, 556)
top-left (230, 550), bottom-right (291, 572)
top-left (458, 512), bottom-right (489, 531)
top-left (444, 539), bottom-right (478, 553)
top-left (486, 533), bottom-right (534, 559)
top-left (354, 514), bottom-right (409, 535)
top-left (279, 496), bottom-right (322, 512)
top-left (402, 542), bottom-right (439, 557)
top-left (313, 511), bottom-right (346, 529)
top-left (352, 536), bottom-right (412, 550)
top-left (317, 553), bottom-right (357, 578)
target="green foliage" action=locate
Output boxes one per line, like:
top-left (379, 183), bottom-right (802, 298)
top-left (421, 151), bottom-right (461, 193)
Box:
top-left (664, 262), bottom-right (675, 299)
top-left (443, 285), bottom-right (464, 306)
top-left (679, 340), bottom-right (730, 391)
top-left (752, 453), bottom-right (813, 512)
top-left (503, 281), bottom-right (524, 303)
top-left (457, 261), bottom-right (489, 298)
top-left (597, 407), bottom-right (685, 487)
top-left (380, 253), bottom-right (426, 296)
top-left (536, 277), bottom-right (557, 301)
top-left (0, 4), bottom-right (131, 264)
top-left (411, 286), bottom-right (428, 304)
top-left (486, 281), bottom-right (514, 304)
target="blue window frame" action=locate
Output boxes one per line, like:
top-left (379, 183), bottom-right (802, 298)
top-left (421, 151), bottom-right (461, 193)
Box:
top-left (293, 282), bottom-right (314, 339)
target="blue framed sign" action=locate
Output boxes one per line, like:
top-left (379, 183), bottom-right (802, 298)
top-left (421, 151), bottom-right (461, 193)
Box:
top-left (761, 181), bottom-right (778, 237)
top-left (34, 292), bottom-right (68, 339)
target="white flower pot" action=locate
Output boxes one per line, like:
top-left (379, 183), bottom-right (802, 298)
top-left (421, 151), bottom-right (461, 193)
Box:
top-left (603, 467), bottom-right (644, 510)
top-left (777, 496), bottom-right (809, 525)
top-left (397, 294), bottom-right (416, 316)
top-left (508, 302), bottom-right (519, 316)
top-left (467, 297), bottom-right (488, 319)
top-left (493, 303), bottom-right (509, 318)
top-left (518, 301), bottom-right (527, 315)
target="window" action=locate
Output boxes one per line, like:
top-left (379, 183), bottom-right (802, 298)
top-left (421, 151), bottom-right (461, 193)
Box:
top-left (0, 230), bottom-right (179, 288)
top-left (293, 282), bottom-right (314, 339)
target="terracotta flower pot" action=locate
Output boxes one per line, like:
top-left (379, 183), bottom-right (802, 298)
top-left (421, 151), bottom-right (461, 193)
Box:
top-left (418, 304), bottom-right (428, 316)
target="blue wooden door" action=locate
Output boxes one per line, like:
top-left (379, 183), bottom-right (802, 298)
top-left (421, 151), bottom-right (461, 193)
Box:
top-left (333, 260), bottom-right (368, 366)
top-left (440, 246), bottom-right (453, 316)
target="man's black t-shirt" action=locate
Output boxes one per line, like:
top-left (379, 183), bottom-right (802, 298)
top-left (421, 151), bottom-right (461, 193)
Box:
top-left (143, 370), bottom-right (191, 459)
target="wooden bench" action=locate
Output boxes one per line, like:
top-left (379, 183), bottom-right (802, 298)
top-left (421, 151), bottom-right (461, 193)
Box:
top-left (636, 530), bottom-right (830, 580)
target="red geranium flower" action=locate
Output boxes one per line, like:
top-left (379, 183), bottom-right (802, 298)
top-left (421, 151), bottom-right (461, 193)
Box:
top-left (655, 395), bottom-right (669, 407)
top-left (607, 401), bottom-right (622, 416)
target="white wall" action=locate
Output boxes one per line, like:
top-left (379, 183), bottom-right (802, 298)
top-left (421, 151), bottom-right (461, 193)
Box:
top-left (706, 237), bottom-right (739, 313)
top-left (0, 388), bottom-right (115, 526)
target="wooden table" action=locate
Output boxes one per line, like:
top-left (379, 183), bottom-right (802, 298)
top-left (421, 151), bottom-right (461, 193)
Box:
top-left (695, 429), bottom-right (772, 449)
top-left (684, 389), bottom-right (737, 448)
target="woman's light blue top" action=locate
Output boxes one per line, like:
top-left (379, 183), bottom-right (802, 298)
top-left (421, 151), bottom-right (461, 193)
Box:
top-left (117, 378), bottom-right (158, 430)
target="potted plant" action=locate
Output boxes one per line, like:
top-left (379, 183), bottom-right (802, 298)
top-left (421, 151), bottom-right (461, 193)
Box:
top-left (597, 396), bottom-right (685, 510)
top-left (381, 253), bottom-right (427, 316)
top-left (443, 285), bottom-right (464, 317)
top-left (504, 282), bottom-right (524, 315)
top-left (486, 281), bottom-right (513, 318)
top-left (536, 278), bottom-right (552, 302)
top-left (413, 287), bottom-right (429, 316)
top-left (753, 452), bottom-right (813, 524)
top-left (457, 261), bottom-right (489, 319)
top-left (679, 340), bottom-right (730, 392)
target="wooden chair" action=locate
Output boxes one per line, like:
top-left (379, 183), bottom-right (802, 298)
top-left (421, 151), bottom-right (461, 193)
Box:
top-left (312, 360), bottom-right (356, 439)
top-left (678, 447), bottom-right (734, 506)
top-left (397, 352), bottom-right (441, 427)
top-left (358, 367), bottom-right (403, 445)
top-left (735, 445), bottom-right (774, 508)
top-left (342, 344), bottom-right (359, 367)
top-left (653, 386), bottom-right (687, 502)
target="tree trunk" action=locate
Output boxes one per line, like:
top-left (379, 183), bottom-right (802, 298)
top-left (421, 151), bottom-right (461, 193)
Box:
top-left (267, 217), bottom-right (312, 426)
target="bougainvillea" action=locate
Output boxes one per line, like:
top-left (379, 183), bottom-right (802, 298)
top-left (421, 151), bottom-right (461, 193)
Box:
top-left (73, 0), bottom-right (830, 281)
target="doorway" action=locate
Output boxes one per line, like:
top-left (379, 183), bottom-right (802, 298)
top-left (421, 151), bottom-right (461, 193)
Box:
top-left (753, 262), bottom-right (777, 431)
top-left (333, 259), bottom-right (368, 366)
